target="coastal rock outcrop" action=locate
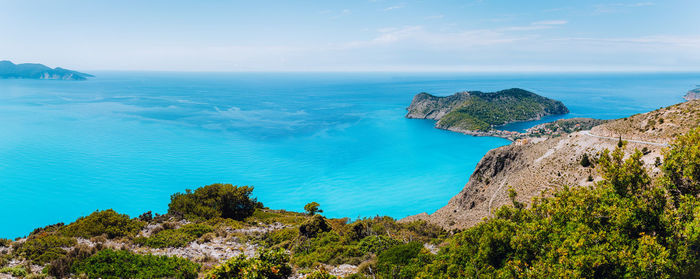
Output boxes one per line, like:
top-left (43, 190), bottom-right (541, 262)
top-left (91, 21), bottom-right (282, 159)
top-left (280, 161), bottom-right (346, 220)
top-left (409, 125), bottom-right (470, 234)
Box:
top-left (685, 87), bottom-right (699, 101)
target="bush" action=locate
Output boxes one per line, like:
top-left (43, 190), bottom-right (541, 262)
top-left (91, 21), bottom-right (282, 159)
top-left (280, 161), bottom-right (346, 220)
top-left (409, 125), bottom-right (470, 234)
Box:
top-left (71, 249), bottom-right (199, 279)
top-left (29, 223), bottom-right (64, 236)
top-left (299, 215), bottom-right (331, 238)
top-left (306, 269), bottom-right (338, 279)
top-left (134, 223), bottom-right (213, 248)
top-left (0, 238), bottom-right (11, 247)
top-left (292, 232), bottom-right (366, 267)
top-left (61, 209), bottom-right (145, 239)
top-left (168, 183), bottom-right (259, 220)
top-left (207, 248), bottom-right (292, 279)
top-left (46, 245), bottom-right (97, 278)
top-left (13, 234), bottom-right (77, 264)
top-left (376, 242), bottom-right (426, 279)
top-left (358, 235), bottom-right (401, 254)
top-left (0, 266), bottom-right (27, 277)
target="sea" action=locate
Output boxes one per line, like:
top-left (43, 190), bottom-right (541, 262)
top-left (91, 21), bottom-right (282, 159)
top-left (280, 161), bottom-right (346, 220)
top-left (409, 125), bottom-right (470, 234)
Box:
top-left (0, 72), bottom-right (696, 238)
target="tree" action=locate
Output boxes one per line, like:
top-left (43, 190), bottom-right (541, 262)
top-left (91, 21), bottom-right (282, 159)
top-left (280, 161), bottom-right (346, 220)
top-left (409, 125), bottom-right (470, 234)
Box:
top-left (618, 136), bottom-right (624, 148)
top-left (580, 153), bottom-right (592, 167)
top-left (662, 127), bottom-right (700, 198)
top-left (304, 202), bottom-right (323, 215)
top-left (168, 184), bottom-right (259, 220)
top-left (598, 146), bottom-right (650, 197)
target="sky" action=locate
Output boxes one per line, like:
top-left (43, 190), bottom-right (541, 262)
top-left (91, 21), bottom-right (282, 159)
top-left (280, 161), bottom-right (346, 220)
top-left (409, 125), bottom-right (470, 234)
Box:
top-left (1, 0), bottom-right (699, 72)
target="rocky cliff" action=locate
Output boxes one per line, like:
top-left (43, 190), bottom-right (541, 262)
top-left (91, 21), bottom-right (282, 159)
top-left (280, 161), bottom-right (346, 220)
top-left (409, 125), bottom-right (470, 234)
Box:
top-left (403, 100), bottom-right (700, 229)
top-left (685, 88), bottom-right (699, 101)
top-left (406, 88), bottom-right (568, 133)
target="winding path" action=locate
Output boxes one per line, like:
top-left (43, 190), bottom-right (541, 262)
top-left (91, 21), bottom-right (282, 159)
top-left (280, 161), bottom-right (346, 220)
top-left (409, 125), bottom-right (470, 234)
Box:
top-left (580, 130), bottom-right (669, 147)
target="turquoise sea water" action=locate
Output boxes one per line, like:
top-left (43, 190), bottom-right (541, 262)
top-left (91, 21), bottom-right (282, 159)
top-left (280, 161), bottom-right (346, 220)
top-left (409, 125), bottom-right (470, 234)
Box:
top-left (0, 72), bottom-right (695, 238)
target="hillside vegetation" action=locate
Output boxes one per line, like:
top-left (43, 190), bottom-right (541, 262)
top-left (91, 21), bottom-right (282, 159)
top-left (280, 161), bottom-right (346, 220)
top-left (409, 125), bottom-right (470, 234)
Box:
top-left (406, 88), bottom-right (568, 132)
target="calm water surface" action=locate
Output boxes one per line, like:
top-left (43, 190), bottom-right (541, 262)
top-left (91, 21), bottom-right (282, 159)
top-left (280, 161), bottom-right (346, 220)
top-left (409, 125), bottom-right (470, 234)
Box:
top-left (0, 72), bottom-right (695, 237)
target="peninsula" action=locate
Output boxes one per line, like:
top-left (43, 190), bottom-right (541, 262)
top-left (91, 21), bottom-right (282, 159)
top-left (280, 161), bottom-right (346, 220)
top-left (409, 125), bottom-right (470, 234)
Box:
top-left (0, 60), bottom-right (93, 80)
top-left (406, 88), bottom-right (569, 137)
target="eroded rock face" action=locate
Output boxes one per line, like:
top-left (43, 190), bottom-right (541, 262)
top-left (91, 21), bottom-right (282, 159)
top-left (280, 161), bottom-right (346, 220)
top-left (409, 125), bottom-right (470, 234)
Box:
top-left (405, 92), bottom-right (472, 120)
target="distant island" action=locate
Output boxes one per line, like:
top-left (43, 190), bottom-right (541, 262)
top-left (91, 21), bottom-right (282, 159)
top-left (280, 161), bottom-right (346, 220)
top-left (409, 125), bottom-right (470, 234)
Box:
top-left (685, 87), bottom-right (699, 101)
top-left (406, 88), bottom-right (569, 137)
top-left (0, 60), bottom-right (93, 80)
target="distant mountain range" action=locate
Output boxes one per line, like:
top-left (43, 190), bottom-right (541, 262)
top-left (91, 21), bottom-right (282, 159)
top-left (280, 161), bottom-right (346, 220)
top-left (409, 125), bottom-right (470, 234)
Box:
top-left (0, 60), bottom-right (93, 80)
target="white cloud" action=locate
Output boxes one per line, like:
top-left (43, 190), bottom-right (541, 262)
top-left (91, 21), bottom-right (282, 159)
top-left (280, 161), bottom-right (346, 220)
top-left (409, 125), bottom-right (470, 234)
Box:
top-left (532, 20), bottom-right (568, 25)
top-left (594, 2), bottom-right (654, 13)
top-left (383, 4), bottom-right (404, 11)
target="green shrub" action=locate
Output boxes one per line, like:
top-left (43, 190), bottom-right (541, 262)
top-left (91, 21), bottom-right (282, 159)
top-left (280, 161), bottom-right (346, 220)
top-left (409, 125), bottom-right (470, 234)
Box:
top-left (134, 223), bottom-right (213, 248)
top-left (0, 266), bottom-right (27, 277)
top-left (61, 209), bottom-right (145, 239)
top-left (13, 234), bottom-right (77, 264)
top-left (207, 248), bottom-right (292, 279)
top-left (358, 235), bottom-right (401, 254)
top-left (292, 232), bottom-right (366, 267)
top-left (0, 238), bottom-right (11, 247)
top-left (168, 183), bottom-right (259, 220)
top-left (248, 209), bottom-right (307, 225)
top-left (299, 215), bottom-right (331, 238)
top-left (46, 245), bottom-right (97, 278)
top-left (263, 227), bottom-right (299, 248)
top-left (29, 223), bottom-right (64, 236)
top-left (306, 269), bottom-right (338, 279)
top-left (71, 249), bottom-right (199, 279)
top-left (376, 242), bottom-right (425, 279)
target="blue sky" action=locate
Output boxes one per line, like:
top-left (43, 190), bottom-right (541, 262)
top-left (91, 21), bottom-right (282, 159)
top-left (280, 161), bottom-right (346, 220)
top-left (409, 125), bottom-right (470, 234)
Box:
top-left (1, 0), bottom-right (699, 71)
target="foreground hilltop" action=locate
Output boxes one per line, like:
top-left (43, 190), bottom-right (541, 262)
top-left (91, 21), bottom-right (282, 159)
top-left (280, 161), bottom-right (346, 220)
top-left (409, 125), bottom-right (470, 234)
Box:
top-left (406, 88), bottom-right (569, 135)
top-left (405, 99), bottom-right (700, 229)
top-left (0, 60), bottom-right (93, 80)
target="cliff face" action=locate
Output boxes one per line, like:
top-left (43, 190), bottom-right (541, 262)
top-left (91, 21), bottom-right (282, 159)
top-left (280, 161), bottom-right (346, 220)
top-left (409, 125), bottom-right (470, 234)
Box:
top-left (406, 88), bottom-right (568, 133)
top-left (405, 92), bottom-right (473, 120)
top-left (685, 88), bottom-right (699, 101)
top-left (403, 100), bottom-right (700, 229)
top-left (0, 61), bottom-right (93, 80)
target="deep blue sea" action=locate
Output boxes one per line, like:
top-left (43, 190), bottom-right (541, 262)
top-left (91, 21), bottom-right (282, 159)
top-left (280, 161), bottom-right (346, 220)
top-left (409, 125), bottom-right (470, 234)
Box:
top-left (0, 72), bottom-right (695, 238)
